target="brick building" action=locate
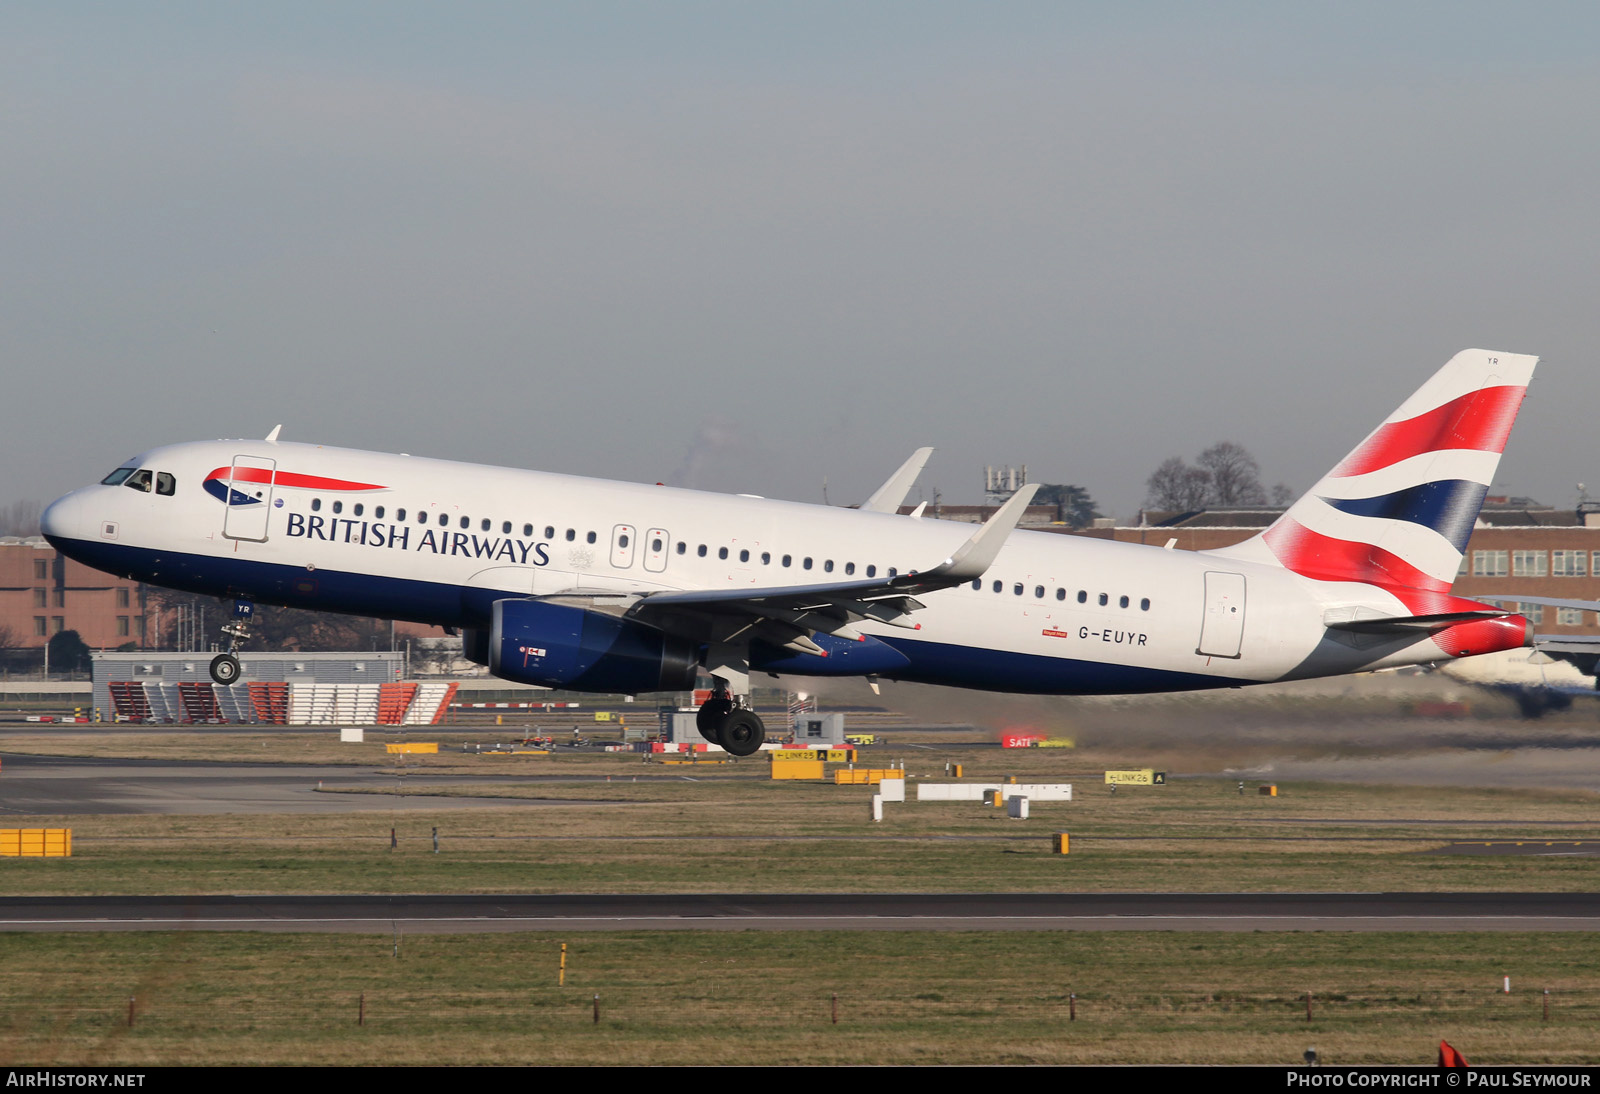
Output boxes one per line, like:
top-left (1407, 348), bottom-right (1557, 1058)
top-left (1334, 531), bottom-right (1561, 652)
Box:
top-left (0, 537), bottom-right (147, 649)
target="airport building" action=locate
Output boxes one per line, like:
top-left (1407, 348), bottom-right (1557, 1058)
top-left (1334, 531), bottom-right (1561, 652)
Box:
top-left (87, 650), bottom-right (455, 725)
top-left (0, 536), bottom-right (147, 649)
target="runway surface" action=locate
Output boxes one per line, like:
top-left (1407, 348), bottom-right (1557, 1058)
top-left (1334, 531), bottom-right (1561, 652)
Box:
top-left (0, 753), bottom-right (623, 814)
top-left (1, 892), bottom-right (1596, 933)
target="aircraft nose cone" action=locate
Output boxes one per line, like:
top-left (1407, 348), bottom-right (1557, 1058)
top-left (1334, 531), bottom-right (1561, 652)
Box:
top-left (40, 491), bottom-right (88, 548)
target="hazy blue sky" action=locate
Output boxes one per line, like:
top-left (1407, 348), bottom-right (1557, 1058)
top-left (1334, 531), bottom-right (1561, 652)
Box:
top-left (6, 3), bottom-right (1598, 519)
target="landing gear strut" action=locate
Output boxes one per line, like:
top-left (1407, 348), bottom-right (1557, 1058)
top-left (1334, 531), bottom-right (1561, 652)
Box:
top-left (696, 686), bottom-right (765, 756)
top-left (209, 599), bottom-right (255, 686)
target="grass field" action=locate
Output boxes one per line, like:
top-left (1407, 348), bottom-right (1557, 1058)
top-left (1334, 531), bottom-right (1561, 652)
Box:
top-left (0, 931), bottom-right (1594, 1066)
top-left (2, 722), bottom-right (1598, 1064)
top-left (2, 740), bottom-right (1597, 895)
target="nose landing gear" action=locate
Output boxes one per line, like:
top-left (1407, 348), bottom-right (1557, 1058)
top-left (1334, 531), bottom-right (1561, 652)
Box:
top-left (208, 652), bottom-right (241, 686)
top-left (208, 599), bottom-right (256, 686)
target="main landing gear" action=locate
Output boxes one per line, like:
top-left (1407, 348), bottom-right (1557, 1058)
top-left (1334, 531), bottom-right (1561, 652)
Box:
top-left (208, 599), bottom-right (255, 686)
top-left (696, 686), bottom-right (766, 757)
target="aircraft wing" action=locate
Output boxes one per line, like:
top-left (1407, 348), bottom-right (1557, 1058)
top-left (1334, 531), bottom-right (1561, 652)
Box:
top-left (627, 485), bottom-right (1038, 655)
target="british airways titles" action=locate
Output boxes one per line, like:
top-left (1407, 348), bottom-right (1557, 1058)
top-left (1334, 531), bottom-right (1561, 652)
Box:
top-left (285, 513), bottom-right (552, 566)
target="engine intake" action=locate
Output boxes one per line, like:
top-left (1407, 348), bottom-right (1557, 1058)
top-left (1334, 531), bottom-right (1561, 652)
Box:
top-left (488, 599), bottom-right (699, 695)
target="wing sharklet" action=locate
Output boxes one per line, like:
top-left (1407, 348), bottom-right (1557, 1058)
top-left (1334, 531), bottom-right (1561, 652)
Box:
top-left (861, 447), bottom-right (934, 514)
top-left (918, 484), bottom-right (1039, 583)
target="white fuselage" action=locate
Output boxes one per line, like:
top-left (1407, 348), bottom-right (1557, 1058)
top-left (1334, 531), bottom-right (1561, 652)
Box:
top-left (41, 439), bottom-right (1473, 695)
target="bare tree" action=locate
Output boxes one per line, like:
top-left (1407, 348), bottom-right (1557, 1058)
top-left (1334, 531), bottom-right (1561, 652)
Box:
top-left (0, 500), bottom-right (41, 537)
top-left (1196, 442), bottom-right (1267, 506)
top-left (1145, 457), bottom-right (1212, 511)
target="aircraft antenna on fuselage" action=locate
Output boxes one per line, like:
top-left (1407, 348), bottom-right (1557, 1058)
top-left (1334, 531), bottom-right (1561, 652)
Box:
top-left (265, 425), bottom-right (282, 443)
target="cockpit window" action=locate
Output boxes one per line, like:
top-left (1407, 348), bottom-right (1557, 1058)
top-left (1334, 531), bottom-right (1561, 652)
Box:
top-left (155, 472), bottom-right (176, 496)
top-left (124, 470), bottom-right (153, 493)
top-left (101, 466), bottom-right (137, 486)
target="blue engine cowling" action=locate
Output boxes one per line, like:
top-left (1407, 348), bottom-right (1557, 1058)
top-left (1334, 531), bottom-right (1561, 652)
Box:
top-left (488, 599), bottom-right (700, 695)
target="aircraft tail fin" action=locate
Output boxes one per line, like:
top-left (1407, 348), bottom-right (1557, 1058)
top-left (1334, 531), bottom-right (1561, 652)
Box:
top-left (1213, 348), bottom-right (1537, 594)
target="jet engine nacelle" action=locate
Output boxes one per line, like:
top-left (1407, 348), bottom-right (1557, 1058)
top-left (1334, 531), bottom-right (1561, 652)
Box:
top-left (487, 599), bottom-right (699, 695)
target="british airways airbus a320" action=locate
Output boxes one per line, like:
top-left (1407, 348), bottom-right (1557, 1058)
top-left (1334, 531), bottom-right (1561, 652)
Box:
top-left (42, 349), bottom-right (1538, 755)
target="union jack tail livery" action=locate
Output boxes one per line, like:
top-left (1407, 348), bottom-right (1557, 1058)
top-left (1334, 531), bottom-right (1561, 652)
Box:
top-left (1217, 348), bottom-right (1538, 657)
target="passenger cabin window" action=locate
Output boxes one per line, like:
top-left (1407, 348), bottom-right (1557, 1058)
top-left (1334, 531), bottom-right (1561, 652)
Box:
top-left (992, 580), bottom-right (1002, 593)
top-left (1120, 595), bottom-right (1130, 608)
top-left (311, 498), bottom-right (322, 512)
top-left (867, 565), bottom-right (876, 578)
top-left (397, 508), bottom-right (407, 520)
top-left (1013, 583), bottom-right (1023, 596)
top-left (545, 526), bottom-right (555, 539)
top-left (677, 543), bottom-right (687, 555)
top-left (1140, 598), bottom-right (1151, 611)
top-left (482, 519), bottom-right (491, 532)
top-left (845, 562), bottom-right (855, 575)
top-left (825, 560), bottom-right (834, 573)
top-left (586, 531), bottom-right (596, 544)
top-left (439, 514), bottom-right (449, 526)
top-left (566, 529), bottom-right (576, 541)
top-left (333, 501), bottom-right (343, 514)
top-left (739, 549), bottom-right (749, 562)
top-left (459, 516), bottom-right (469, 529)
top-left (1098, 593), bottom-right (1109, 606)
top-left (803, 558), bottom-right (813, 570)
top-left (719, 547), bottom-right (729, 560)
top-left (502, 521), bottom-right (511, 534)
top-left (697, 545), bottom-right (707, 557)
top-left (155, 473), bottom-right (176, 496)
top-left (971, 579), bottom-right (981, 590)
top-left (761, 552), bottom-right (770, 565)
top-left (1034, 585), bottom-right (1044, 598)
top-left (782, 555), bottom-right (792, 567)
top-left (522, 523), bottom-right (532, 536)
top-left (353, 503), bottom-right (363, 516)
top-left (1077, 590), bottom-right (1087, 603)
top-left (376, 506), bottom-right (385, 519)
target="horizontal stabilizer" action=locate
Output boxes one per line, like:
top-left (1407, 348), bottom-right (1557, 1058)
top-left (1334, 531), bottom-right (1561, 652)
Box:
top-left (1325, 610), bottom-right (1513, 634)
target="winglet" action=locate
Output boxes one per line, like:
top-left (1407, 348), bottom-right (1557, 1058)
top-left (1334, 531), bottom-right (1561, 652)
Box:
top-left (265, 424), bottom-right (283, 444)
top-left (861, 447), bottom-right (934, 514)
top-left (917, 484), bottom-right (1038, 583)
